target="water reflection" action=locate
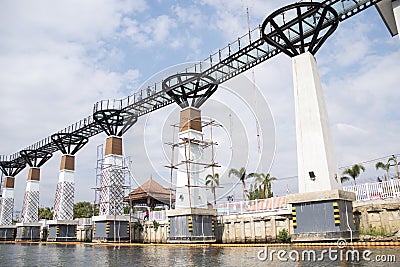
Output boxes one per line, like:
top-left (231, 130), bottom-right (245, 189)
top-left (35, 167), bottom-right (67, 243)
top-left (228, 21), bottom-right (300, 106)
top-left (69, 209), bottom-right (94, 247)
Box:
top-left (0, 244), bottom-right (397, 267)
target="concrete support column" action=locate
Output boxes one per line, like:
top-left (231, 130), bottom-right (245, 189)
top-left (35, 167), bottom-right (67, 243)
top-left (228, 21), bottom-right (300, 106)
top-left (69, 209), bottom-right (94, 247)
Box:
top-left (394, 0), bottom-right (400, 40)
top-left (99, 136), bottom-right (124, 216)
top-left (229, 222), bottom-right (235, 243)
top-left (260, 220), bottom-right (267, 242)
top-left (0, 177), bottom-right (15, 225)
top-left (292, 51), bottom-right (341, 193)
top-left (175, 107), bottom-right (207, 209)
top-left (376, 0), bottom-right (400, 38)
top-left (250, 218), bottom-right (255, 242)
top-left (270, 216), bottom-right (277, 240)
top-left (53, 155), bottom-right (75, 220)
top-left (21, 168), bottom-right (40, 223)
top-left (240, 220), bottom-right (245, 243)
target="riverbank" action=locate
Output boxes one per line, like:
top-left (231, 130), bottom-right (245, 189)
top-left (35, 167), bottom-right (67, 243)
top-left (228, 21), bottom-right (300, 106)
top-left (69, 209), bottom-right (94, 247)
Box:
top-left (2, 240), bottom-right (399, 248)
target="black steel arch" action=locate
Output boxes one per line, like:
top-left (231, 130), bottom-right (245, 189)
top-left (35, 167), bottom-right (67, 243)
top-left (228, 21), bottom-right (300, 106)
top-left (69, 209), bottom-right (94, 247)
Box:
top-left (51, 133), bottom-right (89, 155)
top-left (93, 109), bottom-right (138, 137)
top-left (20, 149), bottom-right (52, 168)
top-left (162, 73), bottom-right (218, 109)
top-left (0, 159), bottom-right (26, 177)
top-left (261, 2), bottom-right (339, 57)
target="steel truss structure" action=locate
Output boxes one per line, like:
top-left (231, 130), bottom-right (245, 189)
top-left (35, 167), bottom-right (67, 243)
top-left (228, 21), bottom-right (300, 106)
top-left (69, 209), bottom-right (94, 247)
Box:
top-left (262, 2), bottom-right (339, 57)
top-left (0, 0), bottom-right (389, 176)
top-left (163, 73), bottom-right (218, 109)
top-left (51, 133), bottom-right (89, 155)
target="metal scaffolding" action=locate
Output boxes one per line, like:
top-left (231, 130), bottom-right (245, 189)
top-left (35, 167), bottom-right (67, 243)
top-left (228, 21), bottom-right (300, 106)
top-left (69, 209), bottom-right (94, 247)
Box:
top-left (165, 118), bottom-right (221, 209)
top-left (93, 144), bottom-right (131, 216)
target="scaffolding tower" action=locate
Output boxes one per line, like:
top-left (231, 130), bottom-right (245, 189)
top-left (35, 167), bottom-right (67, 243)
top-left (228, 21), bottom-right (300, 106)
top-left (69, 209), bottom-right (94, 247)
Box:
top-left (165, 118), bottom-right (221, 209)
top-left (93, 144), bottom-right (131, 216)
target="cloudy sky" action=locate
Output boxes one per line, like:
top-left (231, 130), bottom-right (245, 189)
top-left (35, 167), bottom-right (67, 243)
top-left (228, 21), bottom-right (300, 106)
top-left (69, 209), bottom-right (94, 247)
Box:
top-left (0, 0), bottom-right (399, 210)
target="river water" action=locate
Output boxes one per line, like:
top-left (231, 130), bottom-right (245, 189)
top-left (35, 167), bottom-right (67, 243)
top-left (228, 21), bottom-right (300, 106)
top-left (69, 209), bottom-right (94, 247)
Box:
top-left (0, 244), bottom-right (398, 266)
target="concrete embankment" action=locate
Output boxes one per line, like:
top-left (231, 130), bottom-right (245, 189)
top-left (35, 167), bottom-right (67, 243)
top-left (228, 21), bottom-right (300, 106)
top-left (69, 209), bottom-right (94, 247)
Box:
top-left (126, 197), bottom-right (400, 244)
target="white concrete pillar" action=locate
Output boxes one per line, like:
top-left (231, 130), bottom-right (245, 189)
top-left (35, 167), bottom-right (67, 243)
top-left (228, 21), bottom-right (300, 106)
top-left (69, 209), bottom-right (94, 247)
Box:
top-left (53, 155), bottom-right (75, 220)
top-left (292, 51), bottom-right (341, 193)
top-left (21, 168), bottom-right (40, 223)
top-left (175, 107), bottom-right (208, 209)
top-left (394, 0), bottom-right (400, 40)
top-left (99, 136), bottom-right (124, 216)
top-left (376, 0), bottom-right (400, 37)
top-left (0, 177), bottom-right (15, 225)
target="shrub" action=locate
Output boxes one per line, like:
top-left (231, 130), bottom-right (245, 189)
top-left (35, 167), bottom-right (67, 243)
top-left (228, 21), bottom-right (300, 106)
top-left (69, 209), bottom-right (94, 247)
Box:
top-left (153, 220), bottom-right (160, 232)
top-left (277, 229), bottom-right (291, 243)
top-left (133, 219), bottom-right (143, 232)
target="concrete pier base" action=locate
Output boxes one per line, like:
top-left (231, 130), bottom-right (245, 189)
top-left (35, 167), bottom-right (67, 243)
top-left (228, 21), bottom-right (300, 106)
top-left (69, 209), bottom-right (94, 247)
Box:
top-left (0, 225), bottom-right (17, 241)
top-left (92, 215), bottom-right (130, 242)
top-left (287, 190), bottom-right (358, 242)
top-left (47, 220), bottom-right (78, 242)
top-left (167, 208), bottom-right (217, 243)
top-left (15, 222), bottom-right (41, 241)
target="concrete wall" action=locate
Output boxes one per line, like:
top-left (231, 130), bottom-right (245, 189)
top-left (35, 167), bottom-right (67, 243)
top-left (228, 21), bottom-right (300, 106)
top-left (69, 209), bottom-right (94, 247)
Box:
top-left (216, 210), bottom-right (292, 243)
top-left (77, 198), bottom-right (400, 243)
top-left (353, 198), bottom-right (400, 234)
top-left (130, 221), bottom-right (168, 243)
top-left (130, 211), bottom-right (292, 244)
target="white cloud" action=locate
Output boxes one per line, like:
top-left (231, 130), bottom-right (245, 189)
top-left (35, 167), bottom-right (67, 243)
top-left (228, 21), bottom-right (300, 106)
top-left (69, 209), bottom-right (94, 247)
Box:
top-left (121, 15), bottom-right (177, 48)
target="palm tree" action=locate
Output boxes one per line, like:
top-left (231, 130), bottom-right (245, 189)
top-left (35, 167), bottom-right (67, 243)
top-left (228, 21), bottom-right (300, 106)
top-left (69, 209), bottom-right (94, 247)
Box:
top-left (253, 173), bottom-right (277, 198)
top-left (205, 173), bottom-right (220, 206)
top-left (341, 164), bottom-right (365, 186)
top-left (340, 176), bottom-right (350, 184)
top-left (387, 155), bottom-right (399, 179)
top-left (376, 161), bottom-right (390, 181)
top-left (229, 167), bottom-right (251, 201)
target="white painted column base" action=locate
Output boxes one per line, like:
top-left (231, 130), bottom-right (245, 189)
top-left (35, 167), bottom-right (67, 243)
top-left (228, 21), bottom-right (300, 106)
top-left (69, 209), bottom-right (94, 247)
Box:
top-left (0, 188), bottom-right (15, 225)
top-left (292, 51), bottom-right (341, 193)
top-left (21, 181), bottom-right (40, 223)
top-left (53, 170), bottom-right (75, 220)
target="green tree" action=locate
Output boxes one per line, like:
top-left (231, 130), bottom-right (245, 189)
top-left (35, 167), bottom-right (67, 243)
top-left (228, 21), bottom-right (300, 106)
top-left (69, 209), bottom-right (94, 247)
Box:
top-left (246, 183), bottom-right (264, 200)
top-left (205, 173), bottom-right (220, 206)
top-left (38, 207), bottom-right (53, 220)
top-left (341, 164), bottom-right (365, 186)
top-left (229, 167), bottom-right (252, 201)
top-left (375, 161), bottom-right (390, 181)
top-left (73, 202), bottom-right (94, 218)
top-left (253, 172), bottom-right (277, 198)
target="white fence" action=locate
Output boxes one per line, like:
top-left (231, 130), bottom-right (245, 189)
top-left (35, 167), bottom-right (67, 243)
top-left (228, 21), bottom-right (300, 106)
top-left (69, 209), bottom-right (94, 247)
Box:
top-left (133, 210), bottom-right (167, 222)
top-left (217, 197), bottom-right (288, 215)
top-left (343, 179), bottom-right (400, 201)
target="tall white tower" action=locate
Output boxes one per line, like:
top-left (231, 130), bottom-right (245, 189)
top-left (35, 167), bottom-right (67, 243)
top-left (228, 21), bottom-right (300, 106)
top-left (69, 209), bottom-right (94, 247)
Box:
top-left (175, 107), bottom-right (208, 208)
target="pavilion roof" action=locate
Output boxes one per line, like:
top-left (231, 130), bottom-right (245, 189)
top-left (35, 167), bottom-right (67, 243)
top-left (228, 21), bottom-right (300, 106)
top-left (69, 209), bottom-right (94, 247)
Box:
top-left (124, 178), bottom-right (175, 205)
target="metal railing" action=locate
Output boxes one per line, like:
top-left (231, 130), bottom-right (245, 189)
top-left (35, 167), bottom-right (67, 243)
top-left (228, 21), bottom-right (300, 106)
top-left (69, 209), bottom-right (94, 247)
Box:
top-left (343, 180), bottom-right (400, 201)
top-left (217, 196), bottom-right (289, 216)
top-left (133, 210), bottom-right (167, 222)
